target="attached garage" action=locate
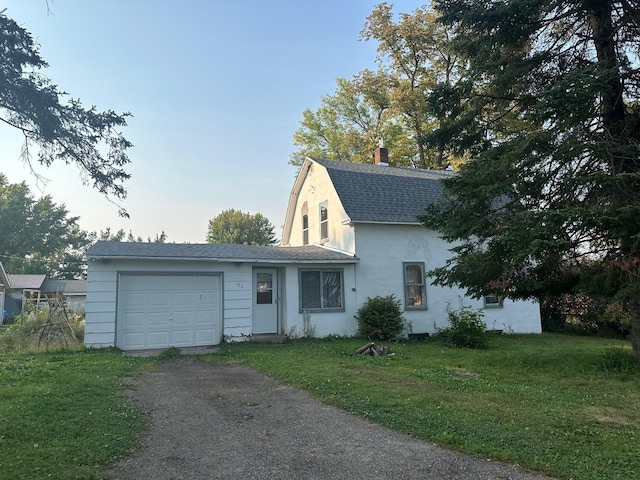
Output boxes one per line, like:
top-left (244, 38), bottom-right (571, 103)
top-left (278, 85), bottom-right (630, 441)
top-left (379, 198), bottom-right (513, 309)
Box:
top-left (84, 241), bottom-right (358, 350)
top-left (117, 274), bottom-right (221, 350)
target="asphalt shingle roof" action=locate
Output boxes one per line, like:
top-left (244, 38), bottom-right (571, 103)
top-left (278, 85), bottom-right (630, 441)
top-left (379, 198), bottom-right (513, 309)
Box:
top-left (311, 158), bottom-right (454, 224)
top-left (87, 241), bottom-right (357, 263)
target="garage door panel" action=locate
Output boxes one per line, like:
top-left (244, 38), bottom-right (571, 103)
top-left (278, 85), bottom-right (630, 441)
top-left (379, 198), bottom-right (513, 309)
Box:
top-left (121, 293), bottom-right (146, 308)
top-left (173, 276), bottom-right (194, 288)
top-left (148, 312), bottom-right (170, 327)
top-left (122, 332), bottom-right (146, 349)
top-left (196, 329), bottom-right (216, 343)
top-left (117, 274), bottom-right (221, 350)
top-left (196, 310), bottom-right (215, 325)
top-left (148, 331), bottom-right (171, 347)
top-left (197, 292), bottom-right (216, 306)
top-left (172, 330), bottom-right (194, 345)
top-left (174, 292), bottom-right (194, 306)
top-left (148, 293), bottom-right (170, 308)
top-left (122, 312), bottom-right (147, 327)
top-left (173, 311), bottom-right (194, 326)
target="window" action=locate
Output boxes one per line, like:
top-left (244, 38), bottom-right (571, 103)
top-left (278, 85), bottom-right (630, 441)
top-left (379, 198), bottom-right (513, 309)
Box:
top-left (319, 201), bottom-right (328, 241)
top-left (256, 272), bottom-right (273, 304)
top-left (403, 262), bottom-right (426, 309)
top-left (484, 295), bottom-right (504, 308)
top-left (302, 214), bottom-right (309, 245)
top-left (299, 269), bottom-right (343, 311)
top-left (301, 202), bottom-right (309, 245)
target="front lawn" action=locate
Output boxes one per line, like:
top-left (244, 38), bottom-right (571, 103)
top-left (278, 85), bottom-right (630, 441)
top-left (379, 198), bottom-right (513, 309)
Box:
top-left (0, 349), bottom-right (152, 480)
top-left (0, 334), bottom-right (637, 480)
top-left (209, 334), bottom-right (640, 480)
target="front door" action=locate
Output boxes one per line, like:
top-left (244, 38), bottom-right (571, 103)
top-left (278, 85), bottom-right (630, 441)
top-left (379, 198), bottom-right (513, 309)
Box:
top-left (252, 268), bottom-right (278, 334)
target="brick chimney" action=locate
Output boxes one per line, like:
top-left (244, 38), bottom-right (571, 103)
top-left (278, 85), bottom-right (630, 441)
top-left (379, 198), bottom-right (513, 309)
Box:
top-left (374, 146), bottom-right (389, 166)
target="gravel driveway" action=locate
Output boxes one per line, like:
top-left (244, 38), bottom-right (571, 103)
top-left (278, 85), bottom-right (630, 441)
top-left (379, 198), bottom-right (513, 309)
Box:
top-left (107, 358), bottom-right (555, 480)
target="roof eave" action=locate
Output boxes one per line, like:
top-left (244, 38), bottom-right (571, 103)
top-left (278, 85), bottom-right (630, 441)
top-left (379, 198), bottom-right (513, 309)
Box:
top-left (88, 255), bottom-right (358, 264)
top-left (349, 220), bottom-right (423, 226)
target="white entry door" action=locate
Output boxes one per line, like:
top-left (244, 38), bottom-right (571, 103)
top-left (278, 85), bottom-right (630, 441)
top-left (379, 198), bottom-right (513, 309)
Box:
top-left (252, 268), bottom-right (278, 334)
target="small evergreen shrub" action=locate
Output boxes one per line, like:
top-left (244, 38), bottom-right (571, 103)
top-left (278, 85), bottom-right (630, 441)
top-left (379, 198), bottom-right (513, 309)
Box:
top-left (437, 300), bottom-right (488, 349)
top-left (355, 295), bottom-right (404, 340)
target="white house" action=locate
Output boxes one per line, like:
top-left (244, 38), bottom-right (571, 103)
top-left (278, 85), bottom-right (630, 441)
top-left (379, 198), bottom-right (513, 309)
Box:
top-left (84, 151), bottom-right (541, 351)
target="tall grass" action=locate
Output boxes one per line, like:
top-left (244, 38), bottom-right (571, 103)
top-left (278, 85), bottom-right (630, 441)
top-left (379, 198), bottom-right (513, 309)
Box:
top-left (0, 309), bottom-right (84, 353)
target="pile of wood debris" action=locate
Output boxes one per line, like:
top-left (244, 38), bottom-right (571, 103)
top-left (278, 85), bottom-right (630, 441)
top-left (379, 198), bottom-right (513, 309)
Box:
top-left (356, 342), bottom-right (390, 356)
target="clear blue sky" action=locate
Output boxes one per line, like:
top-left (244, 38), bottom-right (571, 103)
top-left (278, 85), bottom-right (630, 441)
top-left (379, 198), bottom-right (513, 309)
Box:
top-left (2, 0), bottom-right (419, 243)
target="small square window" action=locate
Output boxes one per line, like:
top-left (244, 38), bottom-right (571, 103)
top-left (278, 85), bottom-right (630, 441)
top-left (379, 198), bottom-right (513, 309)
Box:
top-left (484, 295), bottom-right (504, 308)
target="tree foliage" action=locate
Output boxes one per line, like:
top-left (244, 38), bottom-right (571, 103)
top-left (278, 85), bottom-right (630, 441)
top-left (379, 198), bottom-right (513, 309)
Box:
top-left (0, 11), bottom-right (132, 214)
top-left (291, 3), bottom-right (466, 170)
top-left (96, 228), bottom-right (167, 243)
top-left (421, 0), bottom-right (640, 356)
top-left (206, 209), bottom-right (277, 246)
top-left (0, 173), bottom-right (91, 279)
top-left (290, 73), bottom-right (414, 167)
top-left (362, 2), bottom-right (464, 168)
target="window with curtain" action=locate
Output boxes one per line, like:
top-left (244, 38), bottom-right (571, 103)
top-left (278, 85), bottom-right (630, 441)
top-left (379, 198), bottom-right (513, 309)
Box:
top-left (299, 269), bottom-right (343, 311)
top-left (403, 262), bottom-right (426, 309)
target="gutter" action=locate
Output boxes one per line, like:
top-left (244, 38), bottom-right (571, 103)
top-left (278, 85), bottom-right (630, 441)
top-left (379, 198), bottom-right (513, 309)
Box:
top-left (87, 256), bottom-right (358, 264)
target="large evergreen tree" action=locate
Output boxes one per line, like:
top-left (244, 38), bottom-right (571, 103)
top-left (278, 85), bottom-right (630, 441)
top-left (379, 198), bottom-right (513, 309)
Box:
top-left (421, 1), bottom-right (640, 356)
top-left (0, 11), bottom-right (132, 213)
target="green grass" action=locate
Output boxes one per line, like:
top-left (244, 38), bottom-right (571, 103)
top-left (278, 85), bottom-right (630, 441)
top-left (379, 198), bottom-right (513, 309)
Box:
top-left (207, 334), bottom-right (640, 480)
top-left (0, 349), bottom-right (153, 480)
top-left (1, 334), bottom-right (637, 480)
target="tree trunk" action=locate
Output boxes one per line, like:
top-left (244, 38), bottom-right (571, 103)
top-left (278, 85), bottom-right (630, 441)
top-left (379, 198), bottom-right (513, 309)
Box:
top-left (630, 290), bottom-right (640, 361)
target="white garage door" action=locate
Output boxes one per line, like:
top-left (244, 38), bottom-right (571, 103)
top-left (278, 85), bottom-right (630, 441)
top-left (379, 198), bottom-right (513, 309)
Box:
top-left (117, 274), bottom-right (221, 350)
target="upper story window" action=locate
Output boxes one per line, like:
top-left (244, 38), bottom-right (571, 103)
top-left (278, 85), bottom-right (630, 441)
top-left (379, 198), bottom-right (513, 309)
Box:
top-left (302, 214), bottom-right (309, 245)
top-left (301, 202), bottom-right (309, 246)
top-left (319, 201), bottom-right (328, 241)
top-left (404, 262), bottom-right (426, 310)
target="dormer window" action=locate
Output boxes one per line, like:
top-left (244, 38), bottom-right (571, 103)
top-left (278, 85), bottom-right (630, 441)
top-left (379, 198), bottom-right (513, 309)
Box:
top-left (319, 201), bottom-right (328, 241)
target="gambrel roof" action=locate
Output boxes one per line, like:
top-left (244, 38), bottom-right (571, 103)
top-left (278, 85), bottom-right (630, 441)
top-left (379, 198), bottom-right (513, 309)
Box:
top-left (309, 158), bottom-right (453, 224)
top-left (87, 241), bottom-right (357, 263)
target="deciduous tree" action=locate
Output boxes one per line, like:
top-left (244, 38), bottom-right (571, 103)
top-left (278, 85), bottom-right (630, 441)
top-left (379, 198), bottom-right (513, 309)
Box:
top-left (206, 209), bottom-right (277, 246)
top-left (291, 3), bottom-right (465, 170)
top-left (0, 174), bottom-right (91, 279)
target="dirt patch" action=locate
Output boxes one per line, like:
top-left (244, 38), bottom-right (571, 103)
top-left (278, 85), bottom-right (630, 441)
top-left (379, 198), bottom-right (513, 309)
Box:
top-left (107, 359), bottom-right (555, 480)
